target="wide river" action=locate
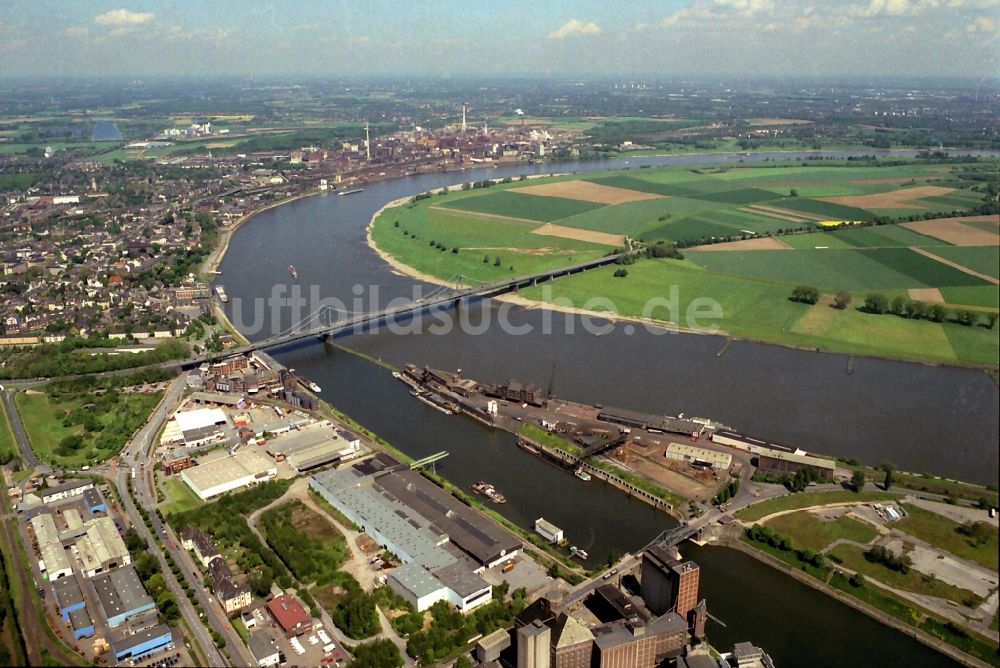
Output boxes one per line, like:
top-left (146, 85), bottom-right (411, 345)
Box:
top-left (219, 151), bottom-right (994, 666)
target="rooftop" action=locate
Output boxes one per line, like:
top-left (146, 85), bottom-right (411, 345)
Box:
top-left (181, 448), bottom-right (276, 494)
top-left (40, 478), bottom-right (93, 500)
top-left (266, 594), bottom-right (311, 632)
top-left (111, 624), bottom-right (172, 654)
top-left (757, 447), bottom-right (836, 470)
top-left (173, 407), bottom-right (228, 433)
top-left (92, 566), bottom-right (155, 619)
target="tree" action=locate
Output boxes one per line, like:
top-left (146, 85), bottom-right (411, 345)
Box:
top-left (987, 313), bottom-right (998, 330)
top-left (863, 294), bottom-right (887, 314)
top-left (790, 189), bottom-right (799, 197)
top-left (890, 295), bottom-right (906, 315)
top-left (790, 285), bottom-right (819, 305)
top-left (955, 310), bottom-right (977, 326)
top-left (883, 467), bottom-right (894, 491)
top-left (833, 291), bottom-right (852, 310)
top-left (851, 469), bottom-right (866, 492)
top-left (928, 304), bottom-right (946, 323)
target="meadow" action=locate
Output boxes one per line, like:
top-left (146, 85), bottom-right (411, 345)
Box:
top-left (371, 160), bottom-right (999, 366)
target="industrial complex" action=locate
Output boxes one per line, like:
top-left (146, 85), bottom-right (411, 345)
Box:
top-left (311, 453), bottom-right (522, 612)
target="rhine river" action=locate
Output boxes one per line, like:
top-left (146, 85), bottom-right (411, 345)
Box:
top-left (219, 151), bottom-right (995, 666)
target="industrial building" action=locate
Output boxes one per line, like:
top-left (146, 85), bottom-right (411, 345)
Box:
top-left (310, 454), bottom-right (521, 613)
top-left (534, 518), bottom-right (564, 545)
top-left (82, 487), bottom-right (106, 513)
top-left (596, 408), bottom-right (702, 437)
top-left (248, 629), bottom-right (282, 666)
top-left (110, 624), bottom-right (173, 662)
top-left (92, 566), bottom-right (156, 628)
top-left (76, 516), bottom-right (131, 577)
top-left (755, 448), bottom-right (835, 481)
top-left (163, 406), bottom-right (229, 447)
top-left (264, 422), bottom-right (362, 472)
top-left (640, 546), bottom-right (701, 619)
top-left (68, 607), bottom-right (95, 640)
top-left (29, 513), bottom-right (72, 580)
top-left (53, 576), bottom-right (86, 621)
top-left (39, 478), bottom-right (94, 504)
top-left (551, 613), bottom-right (595, 667)
top-left (591, 613), bottom-right (687, 667)
top-left (517, 620), bottom-right (551, 668)
top-left (180, 448), bottom-right (277, 500)
top-left (475, 628), bottom-right (511, 664)
top-left (266, 594), bottom-right (313, 637)
top-left (664, 443), bottom-right (732, 470)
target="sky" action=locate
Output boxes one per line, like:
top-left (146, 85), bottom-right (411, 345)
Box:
top-left (0, 0), bottom-right (998, 80)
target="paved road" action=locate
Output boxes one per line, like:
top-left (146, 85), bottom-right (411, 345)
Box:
top-left (112, 376), bottom-right (247, 667)
top-left (2, 390), bottom-right (41, 468)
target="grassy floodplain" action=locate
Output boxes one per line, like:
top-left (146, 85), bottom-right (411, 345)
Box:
top-left (370, 160), bottom-right (999, 366)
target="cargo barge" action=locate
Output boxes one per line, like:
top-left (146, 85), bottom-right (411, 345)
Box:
top-left (337, 188), bottom-right (364, 196)
top-left (214, 285), bottom-right (229, 303)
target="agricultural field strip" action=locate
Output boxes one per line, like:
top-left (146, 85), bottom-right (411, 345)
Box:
top-left (911, 248), bottom-right (1000, 286)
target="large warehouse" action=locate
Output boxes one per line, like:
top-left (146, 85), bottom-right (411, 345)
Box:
top-left (76, 516), bottom-right (131, 577)
top-left (29, 513), bottom-right (72, 580)
top-left (92, 566), bottom-right (156, 628)
top-left (180, 449), bottom-right (277, 500)
top-left (265, 422), bottom-right (363, 472)
top-left (310, 454), bottom-right (521, 613)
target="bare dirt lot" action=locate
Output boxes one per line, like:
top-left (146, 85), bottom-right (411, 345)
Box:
top-left (818, 185), bottom-right (954, 209)
top-left (606, 441), bottom-right (723, 501)
top-left (901, 216), bottom-right (1000, 246)
top-left (513, 179), bottom-right (665, 205)
top-left (791, 295), bottom-right (839, 337)
top-left (691, 237), bottom-right (792, 251)
top-left (531, 222), bottom-right (626, 246)
top-left (907, 287), bottom-right (945, 303)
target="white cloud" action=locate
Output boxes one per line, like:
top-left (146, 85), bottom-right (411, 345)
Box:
top-left (633, 22), bottom-right (649, 32)
top-left (93, 9), bottom-right (155, 27)
top-left (965, 15), bottom-right (999, 32)
top-left (62, 26), bottom-right (89, 38)
top-left (846, 0), bottom-right (952, 17)
top-left (347, 36), bottom-right (371, 45)
top-left (547, 19), bottom-right (602, 40)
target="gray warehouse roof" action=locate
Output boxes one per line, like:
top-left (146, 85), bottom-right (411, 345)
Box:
top-left (92, 567), bottom-right (154, 619)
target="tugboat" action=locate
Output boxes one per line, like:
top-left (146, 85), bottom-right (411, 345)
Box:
top-left (569, 546), bottom-right (589, 560)
top-left (574, 468), bottom-right (592, 482)
top-left (471, 481), bottom-right (507, 504)
top-left (289, 265), bottom-right (298, 279)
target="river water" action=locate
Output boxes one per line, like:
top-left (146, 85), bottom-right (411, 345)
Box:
top-left (218, 151), bottom-right (993, 666)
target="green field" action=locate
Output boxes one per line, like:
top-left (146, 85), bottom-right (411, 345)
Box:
top-left (828, 543), bottom-right (984, 606)
top-left (371, 161), bottom-right (998, 366)
top-left (765, 510), bottom-right (878, 552)
top-left (160, 476), bottom-right (203, 515)
top-left (924, 246), bottom-right (1000, 279)
top-left (895, 504), bottom-right (999, 571)
top-left (14, 389), bottom-right (162, 468)
top-left (736, 490), bottom-right (900, 522)
top-left (439, 191), bottom-right (602, 221)
top-left (0, 403), bottom-right (16, 465)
